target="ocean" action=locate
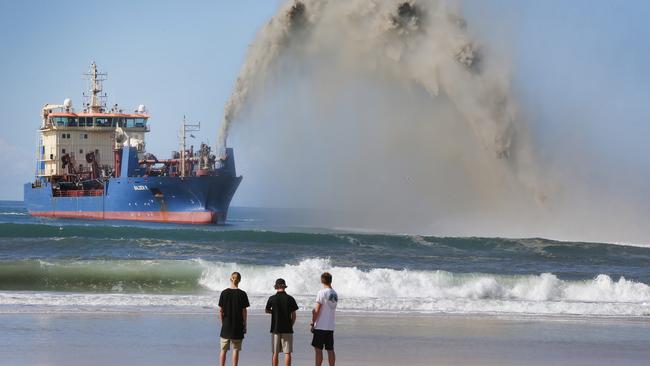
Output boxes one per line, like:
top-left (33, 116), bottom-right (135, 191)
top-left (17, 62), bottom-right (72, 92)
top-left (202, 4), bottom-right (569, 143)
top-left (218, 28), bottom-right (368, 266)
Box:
top-left (1, 200), bottom-right (649, 317)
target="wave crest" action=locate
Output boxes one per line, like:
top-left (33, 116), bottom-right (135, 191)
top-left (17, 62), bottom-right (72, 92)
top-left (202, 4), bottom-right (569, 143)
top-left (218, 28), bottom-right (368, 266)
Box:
top-left (1, 258), bottom-right (648, 316)
top-left (197, 258), bottom-right (650, 305)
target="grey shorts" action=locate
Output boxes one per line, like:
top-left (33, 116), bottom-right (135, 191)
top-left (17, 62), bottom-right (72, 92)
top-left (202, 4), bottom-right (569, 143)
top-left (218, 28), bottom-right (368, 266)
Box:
top-left (271, 333), bottom-right (293, 354)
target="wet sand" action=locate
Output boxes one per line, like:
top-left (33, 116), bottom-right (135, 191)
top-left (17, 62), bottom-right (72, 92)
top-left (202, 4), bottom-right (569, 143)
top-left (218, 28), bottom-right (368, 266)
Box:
top-left (1, 310), bottom-right (649, 365)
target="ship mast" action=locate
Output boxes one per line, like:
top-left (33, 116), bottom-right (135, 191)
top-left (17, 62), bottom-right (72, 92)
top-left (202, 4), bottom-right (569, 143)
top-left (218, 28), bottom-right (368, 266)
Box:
top-left (179, 116), bottom-right (200, 177)
top-left (84, 62), bottom-right (107, 113)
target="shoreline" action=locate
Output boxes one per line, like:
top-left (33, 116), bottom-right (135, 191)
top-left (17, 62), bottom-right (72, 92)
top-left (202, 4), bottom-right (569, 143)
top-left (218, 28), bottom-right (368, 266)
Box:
top-left (2, 305), bottom-right (650, 323)
top-left (1, 310), bottom-right (649, 365)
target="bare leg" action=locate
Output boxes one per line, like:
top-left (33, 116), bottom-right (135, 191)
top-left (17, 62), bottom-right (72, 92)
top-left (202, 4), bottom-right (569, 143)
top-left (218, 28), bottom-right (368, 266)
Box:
top-left (220, 351), bottom-right (227, 366)
top-left (232, 350), bottom-right (240, 366)
top-left (314, 347), bottom-right (323, 366)
top-left (272, 352), bottom-right (279, 366)
top-left (327, 350), bottom-right (336, 366)
top-left (285, 353), bottom-right (292, 366)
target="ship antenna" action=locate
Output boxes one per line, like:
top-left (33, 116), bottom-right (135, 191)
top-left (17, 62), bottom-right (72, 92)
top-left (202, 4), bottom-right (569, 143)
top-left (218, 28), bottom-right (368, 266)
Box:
top-left (84, 62), bottom-right (107, 113)
top-left (179, 116), bottom-right (200, 178)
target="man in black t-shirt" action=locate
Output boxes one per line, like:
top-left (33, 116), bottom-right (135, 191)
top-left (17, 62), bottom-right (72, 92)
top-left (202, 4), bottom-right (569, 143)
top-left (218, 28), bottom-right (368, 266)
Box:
top-left (265, 278), bottom-right (299, 366)
top-left (218, 272), bottom-right (250, 366)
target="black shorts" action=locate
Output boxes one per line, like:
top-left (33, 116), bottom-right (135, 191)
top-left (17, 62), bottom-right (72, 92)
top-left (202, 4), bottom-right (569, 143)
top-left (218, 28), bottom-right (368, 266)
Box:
top-left (311, 329), bottom-right (334, 350)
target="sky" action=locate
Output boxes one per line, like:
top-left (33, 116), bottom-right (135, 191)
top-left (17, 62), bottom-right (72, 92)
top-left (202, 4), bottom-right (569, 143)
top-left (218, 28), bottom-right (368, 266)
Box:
top-left (1, 0), bottom-right (649, 221)
top-left (0, 0), bottom-right (282, 200)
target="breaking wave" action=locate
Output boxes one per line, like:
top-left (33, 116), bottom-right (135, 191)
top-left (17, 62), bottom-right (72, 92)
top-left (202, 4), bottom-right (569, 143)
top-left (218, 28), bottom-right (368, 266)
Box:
top-left (0, 258), bottom-right (648, 316)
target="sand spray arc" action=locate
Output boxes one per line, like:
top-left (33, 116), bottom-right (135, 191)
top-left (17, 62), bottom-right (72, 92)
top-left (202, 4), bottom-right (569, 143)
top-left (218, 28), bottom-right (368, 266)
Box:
top-left (218, 0), bottom-right (521, 159)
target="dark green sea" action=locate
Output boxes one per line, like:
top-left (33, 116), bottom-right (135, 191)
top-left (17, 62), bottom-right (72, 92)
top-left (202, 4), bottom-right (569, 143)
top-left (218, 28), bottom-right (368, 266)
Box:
top-left (0, 200), bottom-right (648, 316)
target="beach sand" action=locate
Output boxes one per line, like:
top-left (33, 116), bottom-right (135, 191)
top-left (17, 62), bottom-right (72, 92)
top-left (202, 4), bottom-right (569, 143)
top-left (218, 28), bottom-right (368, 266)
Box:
top-left (1, 310), bottom-right (649, 365)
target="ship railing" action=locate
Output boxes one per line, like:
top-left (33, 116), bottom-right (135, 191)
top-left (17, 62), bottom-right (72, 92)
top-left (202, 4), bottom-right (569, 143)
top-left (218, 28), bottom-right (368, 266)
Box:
top-left (53, 189), bottom-right (105, 197)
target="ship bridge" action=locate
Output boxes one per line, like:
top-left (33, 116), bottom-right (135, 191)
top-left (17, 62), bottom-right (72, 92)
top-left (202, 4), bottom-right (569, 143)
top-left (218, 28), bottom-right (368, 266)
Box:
top-left (45, 113), bottom-right (149, 129)
top-left (37, 63), bottom-right (150, 178)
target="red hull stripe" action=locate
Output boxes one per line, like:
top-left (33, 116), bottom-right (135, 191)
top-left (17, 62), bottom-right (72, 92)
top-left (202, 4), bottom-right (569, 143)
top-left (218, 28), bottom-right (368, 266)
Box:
top-left (30, 211), bottom-right (218, 224)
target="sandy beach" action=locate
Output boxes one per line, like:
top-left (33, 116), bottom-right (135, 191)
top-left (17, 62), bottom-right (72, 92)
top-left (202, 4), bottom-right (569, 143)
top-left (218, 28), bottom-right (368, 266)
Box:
top-left (1, 310), bottom-right (649, 366)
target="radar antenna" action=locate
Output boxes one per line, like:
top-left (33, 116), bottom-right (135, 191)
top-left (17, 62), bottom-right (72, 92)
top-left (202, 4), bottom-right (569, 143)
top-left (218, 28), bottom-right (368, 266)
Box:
top-left (83, 62), bottom-right (108, 113)
top-left (179, 116), bottom-right (200, 177)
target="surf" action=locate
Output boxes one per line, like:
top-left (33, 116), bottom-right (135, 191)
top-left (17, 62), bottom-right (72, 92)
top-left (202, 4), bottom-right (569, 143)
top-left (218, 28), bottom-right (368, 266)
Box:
top-left (0, 258), bottom-right (648, 317)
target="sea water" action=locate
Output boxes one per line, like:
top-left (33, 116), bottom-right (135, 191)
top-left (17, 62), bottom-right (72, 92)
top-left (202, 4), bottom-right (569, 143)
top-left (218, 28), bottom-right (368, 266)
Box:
top-left (0, 200), bottom-right (649, 317)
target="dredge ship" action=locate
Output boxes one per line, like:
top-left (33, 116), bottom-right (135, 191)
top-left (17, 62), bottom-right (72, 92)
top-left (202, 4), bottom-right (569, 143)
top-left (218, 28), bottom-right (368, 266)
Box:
top-left (23, 63), bottom-right (242, 224)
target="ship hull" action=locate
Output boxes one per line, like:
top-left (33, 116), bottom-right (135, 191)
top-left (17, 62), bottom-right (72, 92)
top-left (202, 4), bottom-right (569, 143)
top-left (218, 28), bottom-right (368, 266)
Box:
top-left (24, 175), bottom-right (242, 224)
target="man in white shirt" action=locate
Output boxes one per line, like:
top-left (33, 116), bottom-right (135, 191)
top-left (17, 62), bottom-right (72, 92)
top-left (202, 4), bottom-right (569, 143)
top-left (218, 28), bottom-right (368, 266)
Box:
top-left (310, 272), bottom-right (338, 366)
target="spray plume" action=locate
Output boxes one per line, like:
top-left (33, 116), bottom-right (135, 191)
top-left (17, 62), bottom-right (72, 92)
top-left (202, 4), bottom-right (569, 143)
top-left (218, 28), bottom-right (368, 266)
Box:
top-left (218, 1), bottom-right (309, 151)
top-left (219, 0), bottom-right (518, 160)
top-left (206, 0), bottom-right (650, 245)
top-left (214, 0), bottom-right (572, 238)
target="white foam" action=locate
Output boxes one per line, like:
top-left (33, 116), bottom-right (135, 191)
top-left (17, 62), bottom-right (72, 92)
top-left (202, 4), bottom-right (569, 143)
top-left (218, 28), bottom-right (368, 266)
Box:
top-left (1, 258), bottom-right (649, 317)
top-left (197, 258), bottom-right (650, 316)
top-left (197, 258), bottom-right (650, 302)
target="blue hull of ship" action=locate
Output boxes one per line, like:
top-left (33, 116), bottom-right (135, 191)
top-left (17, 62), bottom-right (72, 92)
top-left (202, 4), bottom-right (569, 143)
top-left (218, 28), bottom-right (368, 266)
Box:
top-left (24, 147), bottom-right (242, 224)
top-left (24, 175), bottom-right (242, 224)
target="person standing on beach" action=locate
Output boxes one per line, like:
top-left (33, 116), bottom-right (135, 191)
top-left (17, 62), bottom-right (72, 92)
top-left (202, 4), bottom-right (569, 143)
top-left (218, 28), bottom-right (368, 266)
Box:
top-left (218, 272), bottom-right (250, 366)
top-left (311, 272), bottom-right (338, 366)
top-left (265, 278), bottom-right (299, 366)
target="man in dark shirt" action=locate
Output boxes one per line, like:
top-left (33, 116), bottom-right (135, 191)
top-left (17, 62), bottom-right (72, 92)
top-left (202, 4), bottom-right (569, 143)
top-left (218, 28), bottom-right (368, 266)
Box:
top-left (265, 278), bottom-right (299, 366)
top-left (218, 272), bottom-right (250, 366)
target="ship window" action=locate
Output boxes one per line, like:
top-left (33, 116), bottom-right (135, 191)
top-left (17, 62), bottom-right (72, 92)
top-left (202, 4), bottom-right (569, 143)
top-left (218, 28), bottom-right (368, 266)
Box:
top-left (117, 117), bottom-right (125, 127)
top-left (50, 154), bottom-right (54, 160)
top-left (78, 117), bottom-right (86, 127)
top-left (134, 118), bottom-right (146, 127)
top-left (125, 118), bottom-right (135, 128)
top-left (79, 149), bottom-right (83, 154)
top-left (86, 117), bottom-right (94, 127)
top-left (95, 117), bottom-right (110, 127)
top-left (54, 117), bottom-right (66, 126)
top-left (62, 149), bottom-right (66, 153)
top-left (67, 133), bottom-right (71, 138)
top-left (84, 134), bottom-right (88, 139)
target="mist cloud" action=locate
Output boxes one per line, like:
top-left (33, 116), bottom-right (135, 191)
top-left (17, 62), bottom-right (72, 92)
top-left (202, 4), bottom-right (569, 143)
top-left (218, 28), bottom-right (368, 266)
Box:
top-left (222, 0), bottom-right (650, 245)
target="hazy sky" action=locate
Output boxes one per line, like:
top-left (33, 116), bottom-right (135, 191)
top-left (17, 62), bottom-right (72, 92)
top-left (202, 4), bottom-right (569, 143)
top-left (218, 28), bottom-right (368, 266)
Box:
top-left (1, 0), bottom-right (649, 214)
